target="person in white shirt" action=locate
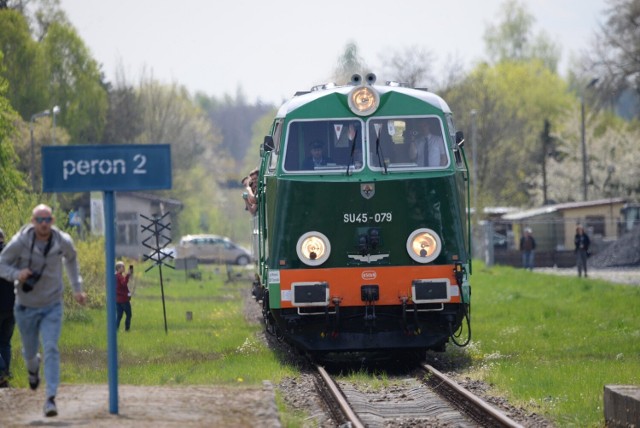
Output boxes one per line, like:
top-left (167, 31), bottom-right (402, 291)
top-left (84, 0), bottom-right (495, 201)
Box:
top-left (409, 119), bottom-right (446, 167)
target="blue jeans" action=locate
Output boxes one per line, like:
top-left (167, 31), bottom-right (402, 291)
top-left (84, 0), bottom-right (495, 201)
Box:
top-left (522, 250), bottom-right (535, 270)
top-left (14, 302), bottom-right (63, 398)
top-left (0, 310), bottom-right (15, 376)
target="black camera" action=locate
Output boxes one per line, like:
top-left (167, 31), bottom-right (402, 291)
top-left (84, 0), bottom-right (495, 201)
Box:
top-left (22, 271), bottom-right (42, 293)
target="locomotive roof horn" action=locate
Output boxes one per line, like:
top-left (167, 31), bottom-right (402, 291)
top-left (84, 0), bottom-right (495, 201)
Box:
top-left (351, 74), bottom-right (362, 85)
top-left (365, 73), bottom-right (377, 85)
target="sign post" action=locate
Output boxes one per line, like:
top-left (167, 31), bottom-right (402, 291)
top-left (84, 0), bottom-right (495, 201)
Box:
top-left (42, 144), bottom-right (172, 414)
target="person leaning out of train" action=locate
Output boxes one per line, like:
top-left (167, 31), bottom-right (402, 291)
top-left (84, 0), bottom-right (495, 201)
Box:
top-left (241, 176), bottom-right (257, 216)
top-left (574, 224), bottom-right (591, 278)
top-left (249, 168), bottom-right (259, 197)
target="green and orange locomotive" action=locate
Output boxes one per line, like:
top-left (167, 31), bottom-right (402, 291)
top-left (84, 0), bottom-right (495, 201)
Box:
top-left (252, 73), bottom-right (471, 353)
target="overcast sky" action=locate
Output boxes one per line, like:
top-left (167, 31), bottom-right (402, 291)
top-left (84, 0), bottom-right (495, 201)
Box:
top-left (59, 0), bottom-right (606, 105)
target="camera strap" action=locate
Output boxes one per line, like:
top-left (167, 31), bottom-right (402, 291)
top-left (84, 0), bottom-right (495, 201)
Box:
top-left (28, 231), bottom-right (52, 272)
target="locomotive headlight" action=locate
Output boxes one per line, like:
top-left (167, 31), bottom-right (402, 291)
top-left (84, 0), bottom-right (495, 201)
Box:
top-left (297, 231), bottom-right (331, 266)
top-left (348, 86), bottom-right (379, 116)
top-left (406, 228), bottom-right (442, 263)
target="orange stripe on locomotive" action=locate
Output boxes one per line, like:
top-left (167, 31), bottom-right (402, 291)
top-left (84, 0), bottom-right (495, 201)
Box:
top-left (278, 264), bottom-right (461, 308)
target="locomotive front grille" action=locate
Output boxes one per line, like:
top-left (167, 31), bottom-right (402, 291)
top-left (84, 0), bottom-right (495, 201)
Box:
top-left (292, 282), bottom-right (329, 306)
top-left (412, 279), bottom-right (450, 303)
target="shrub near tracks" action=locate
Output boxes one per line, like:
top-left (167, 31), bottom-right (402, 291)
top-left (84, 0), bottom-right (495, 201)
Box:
top-left (467, 262), bottom-right (640, 426)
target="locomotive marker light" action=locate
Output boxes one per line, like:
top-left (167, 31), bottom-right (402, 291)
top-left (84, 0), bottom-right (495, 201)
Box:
top-left (348, 85), bottom-right (380, 116)
top-left (406, 228), bottom-right (442, 263)
top-left (297, 231), bottom-right (331, 266)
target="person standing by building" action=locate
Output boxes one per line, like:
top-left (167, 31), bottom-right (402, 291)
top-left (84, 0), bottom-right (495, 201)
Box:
top-left (0, 204), bottom-right (86, 417)
top-left (0, 228), bottom-right (16, 388)
top-left (575, 224), bottom-right (591, 277)
top-left (115, 261), bottom-right (133, 331)
top-left (519, 227), bottom-right (536, 270)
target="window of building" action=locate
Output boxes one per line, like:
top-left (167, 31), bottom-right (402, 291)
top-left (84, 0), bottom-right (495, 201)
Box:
top-left (116, 212), bottom-right (138, 246)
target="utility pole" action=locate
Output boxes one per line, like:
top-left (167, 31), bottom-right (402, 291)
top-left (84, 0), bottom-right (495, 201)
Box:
top-left (29, 109), bottom-right (51, 191)
top-left (581, 78), bottom-right (599, 201)
top-left (541, 119), bottom-right (551, 205)
top-left (471, 109), bottom-right (477, 218)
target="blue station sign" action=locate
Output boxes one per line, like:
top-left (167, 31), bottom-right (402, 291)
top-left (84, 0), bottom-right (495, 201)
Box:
top-left (42, 144), bottom-right (172, 192)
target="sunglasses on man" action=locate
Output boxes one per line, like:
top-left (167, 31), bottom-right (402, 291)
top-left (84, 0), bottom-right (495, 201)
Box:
top-left (35, 217), bottom-right (53, 224)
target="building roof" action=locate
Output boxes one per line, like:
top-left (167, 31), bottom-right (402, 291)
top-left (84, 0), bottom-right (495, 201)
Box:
top-left (502, 198), bottom-right (626, 221)
top-left (117, 192), bottom-right (183, 209)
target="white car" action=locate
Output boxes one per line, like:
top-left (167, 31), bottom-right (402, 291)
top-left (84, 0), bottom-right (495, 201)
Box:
top-left (177, 234), bottom-right (252, 265)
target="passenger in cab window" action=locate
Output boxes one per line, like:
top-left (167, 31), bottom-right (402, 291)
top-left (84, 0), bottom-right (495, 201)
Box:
top-left (408, 119), bottom-right (446, 167)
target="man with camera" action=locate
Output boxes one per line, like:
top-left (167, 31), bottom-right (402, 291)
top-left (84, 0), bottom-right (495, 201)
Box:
top-left (0, 204), bottom-right (86, 417)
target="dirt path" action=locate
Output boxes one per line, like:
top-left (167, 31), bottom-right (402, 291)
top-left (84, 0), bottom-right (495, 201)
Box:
top-left (0, 383), bottom-right (281, 427)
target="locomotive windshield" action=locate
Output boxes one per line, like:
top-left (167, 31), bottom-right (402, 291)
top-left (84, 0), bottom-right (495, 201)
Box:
top-left (283, 119), bottom-right (364, 172)
top-left (282, 116), bottom-right (449, 173)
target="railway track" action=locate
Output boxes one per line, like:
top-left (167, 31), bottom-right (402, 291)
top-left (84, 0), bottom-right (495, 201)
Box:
top-left (313, 362), bottom-right (524, 427)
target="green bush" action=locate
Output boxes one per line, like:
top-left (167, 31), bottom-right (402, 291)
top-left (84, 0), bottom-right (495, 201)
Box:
top-left (63, 235), bottom-right (106, 312)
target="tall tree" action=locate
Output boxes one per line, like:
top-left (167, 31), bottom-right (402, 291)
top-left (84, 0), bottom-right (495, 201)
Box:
top-left (443, 60), bottom-right (573, 207)
top-left (0, 9), bottom-right (48, 120)
top-left (32, 0), bottom-right (68, 41)
top-left (381, 45), bottom-right (436, 88)
top-left (41, 21), bottom-right (108, 143)
top-left (582, 0), bottom-right (640, 117)
top-left (484, 0), bottom-right (561, 72)
top-left (101, 66), bottom-right (142, 144)
top-left (0, 52), bottom-right (25, 199)
top-left (135, 78), bottom-right (230, 236)
top-left (197, 88), bottom-right (272, 170)
top-left (547, 109), bottom-right (640, 201)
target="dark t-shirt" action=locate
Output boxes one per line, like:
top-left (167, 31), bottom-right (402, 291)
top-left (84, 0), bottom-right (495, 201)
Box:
top-left (520, 236), bottom-right (536, 252)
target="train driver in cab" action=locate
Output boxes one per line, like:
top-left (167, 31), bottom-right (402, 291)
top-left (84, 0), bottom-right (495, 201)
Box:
top-left (302, 141), bottom-right (334, 169)
top-left (408, 119), bottom-right (447, 167)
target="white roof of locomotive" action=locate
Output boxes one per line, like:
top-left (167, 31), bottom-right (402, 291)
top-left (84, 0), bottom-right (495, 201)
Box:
top-left (275, 83), bottom-right (452, 118)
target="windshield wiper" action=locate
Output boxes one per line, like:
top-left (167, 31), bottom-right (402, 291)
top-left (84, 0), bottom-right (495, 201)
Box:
top-left (375, 133), bottom-right (387, 174)
top-left (346, 130), bottom-right (358, 176)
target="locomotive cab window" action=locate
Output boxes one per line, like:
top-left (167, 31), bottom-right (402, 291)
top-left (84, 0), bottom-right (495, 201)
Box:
top-left (283, 119), bottom-right (364, 173)
top-left (267, 119), bottom-right (284, 172)
top-left (368, 117), bottom-right (450, 170)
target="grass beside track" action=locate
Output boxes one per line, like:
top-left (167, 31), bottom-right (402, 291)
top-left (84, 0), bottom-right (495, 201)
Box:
top-left (7, 262), bottom-right (639, 427)
top-left (9, 265), bottom-right (295, 388)
top-left (465, 262), bottom-right (640, 427)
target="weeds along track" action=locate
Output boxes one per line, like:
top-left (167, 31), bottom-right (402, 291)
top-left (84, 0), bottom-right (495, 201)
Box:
top-left (313, 362), bottom-right (524, 428)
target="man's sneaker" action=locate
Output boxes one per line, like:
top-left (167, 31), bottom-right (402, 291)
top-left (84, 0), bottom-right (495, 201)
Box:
top-left (0, 373), bottom-right (9, 388)
top-left (43, 396), bottom-right (57, 417)
top-left (28, 354), bottom-right (41, 390)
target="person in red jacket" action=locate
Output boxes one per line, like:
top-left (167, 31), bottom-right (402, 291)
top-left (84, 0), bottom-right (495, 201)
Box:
top-left (115, 261), bottom-right (133, 331)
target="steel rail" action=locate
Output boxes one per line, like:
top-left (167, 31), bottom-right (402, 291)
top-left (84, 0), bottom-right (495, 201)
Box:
top-left (423, 364), bottom-right (524, 428)
top-left (315, 365), bottom-right (365, 428)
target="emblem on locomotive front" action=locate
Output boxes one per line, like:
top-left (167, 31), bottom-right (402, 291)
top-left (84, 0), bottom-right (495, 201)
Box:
top-left (360, 183), bottom-right (375, 199)
top-left (361, 270), bottom-right (377, 280)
